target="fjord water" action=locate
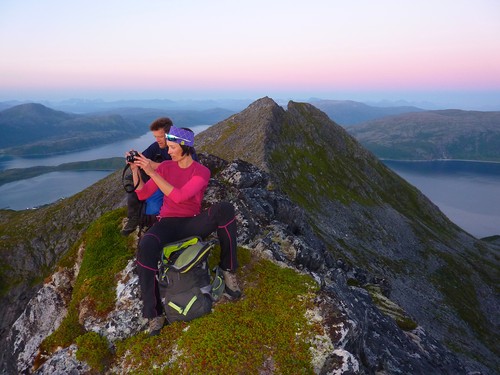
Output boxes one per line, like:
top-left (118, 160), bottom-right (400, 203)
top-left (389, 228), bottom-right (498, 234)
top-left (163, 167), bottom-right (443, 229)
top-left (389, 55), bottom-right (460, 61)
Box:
top-left (0, 125), bottom-right (210, 210)
top-left (0, 171), bottom-right (111, 210)
top-left (0, 125), bottom-right (211, 170)
top-left (383, 160), bottom-right (500, 239)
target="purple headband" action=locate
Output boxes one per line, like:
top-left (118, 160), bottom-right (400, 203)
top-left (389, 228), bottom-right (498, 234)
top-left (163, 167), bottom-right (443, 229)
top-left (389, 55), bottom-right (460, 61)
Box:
top-left (167, 126), bottom-right (194, 147)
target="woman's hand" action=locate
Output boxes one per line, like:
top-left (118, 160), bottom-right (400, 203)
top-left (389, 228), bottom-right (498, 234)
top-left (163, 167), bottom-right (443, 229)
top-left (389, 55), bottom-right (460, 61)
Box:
top-left (125, 150), bottom-right (140, 171)
top-left (133, 152), bottom-right (154, 175)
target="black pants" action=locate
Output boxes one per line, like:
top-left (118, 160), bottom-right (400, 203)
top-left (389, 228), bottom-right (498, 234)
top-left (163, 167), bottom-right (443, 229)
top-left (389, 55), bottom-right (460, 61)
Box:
top-left (126, 190), bottom-right (143, 221)
top-left (136, 201), bottom-right (238, 318)
top-left (125, 169), bottom-right (150, 221)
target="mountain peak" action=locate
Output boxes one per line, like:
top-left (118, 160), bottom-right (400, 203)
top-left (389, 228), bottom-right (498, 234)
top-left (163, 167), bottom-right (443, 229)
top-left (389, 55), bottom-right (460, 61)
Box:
top-left (196, 97), bottom-right (498, 372)
top-left (195, 96), bottom-right (286, 171)
top-left (1, 102), bottom-right (71, 119)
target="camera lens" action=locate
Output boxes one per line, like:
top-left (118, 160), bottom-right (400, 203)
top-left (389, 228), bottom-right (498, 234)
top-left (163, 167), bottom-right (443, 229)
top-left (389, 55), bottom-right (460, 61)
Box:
top-left (126, 150), bottom-right (138, 163)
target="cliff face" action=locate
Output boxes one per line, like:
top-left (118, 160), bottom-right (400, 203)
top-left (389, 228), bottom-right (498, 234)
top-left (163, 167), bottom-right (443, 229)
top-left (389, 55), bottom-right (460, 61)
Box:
top-left (196, 97), bottom-right (499, 373)
top-left (0, 171), bottom-right (127, 370)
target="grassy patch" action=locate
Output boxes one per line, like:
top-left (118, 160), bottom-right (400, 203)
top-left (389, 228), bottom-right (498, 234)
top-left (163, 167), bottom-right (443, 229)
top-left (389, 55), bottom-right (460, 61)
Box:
top-left (76, 331), bottom-right (112, 372)
top-left (429, 252), bottom-right (493, 350)
top-left (115, 255), bottom-right (320, 374)
top-left (38, 208), bottom-right (322, 373)
top-left (40, 208), bottom-right (134, 355)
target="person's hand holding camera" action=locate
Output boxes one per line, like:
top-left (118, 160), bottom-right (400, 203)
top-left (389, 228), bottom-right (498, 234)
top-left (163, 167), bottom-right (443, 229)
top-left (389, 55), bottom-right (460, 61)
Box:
top-left (130, 151), bottom-right (155, 175)
top-left (125, 150), bottom-right (143, 172)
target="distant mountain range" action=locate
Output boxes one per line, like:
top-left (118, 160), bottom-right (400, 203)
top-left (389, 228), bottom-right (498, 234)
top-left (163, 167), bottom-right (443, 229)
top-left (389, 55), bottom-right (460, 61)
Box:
top-left (348, 109), bottom-right (500, 161)
top-left (2, 100), bottom-right (499, 162)
top-left (0, 103), bottom-right (145, 156)
top-left (308, 99), bottom-right (425, 125)
top-left (0, 98), bottom-right (250, 113)
top-left (0, 103), bottom-right (234, 156)
top-left (0, 98), bottom-right (426, 125)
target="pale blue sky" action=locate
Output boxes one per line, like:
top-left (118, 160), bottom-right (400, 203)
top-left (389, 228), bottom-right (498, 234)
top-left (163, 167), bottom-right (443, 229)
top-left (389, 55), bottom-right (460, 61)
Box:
top-left (1, 0), bottom-right (499, 109)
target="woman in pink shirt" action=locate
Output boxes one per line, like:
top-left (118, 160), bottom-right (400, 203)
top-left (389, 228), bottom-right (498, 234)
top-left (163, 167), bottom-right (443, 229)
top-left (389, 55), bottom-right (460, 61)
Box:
top-left (129, 126), bottom-right (240, 335)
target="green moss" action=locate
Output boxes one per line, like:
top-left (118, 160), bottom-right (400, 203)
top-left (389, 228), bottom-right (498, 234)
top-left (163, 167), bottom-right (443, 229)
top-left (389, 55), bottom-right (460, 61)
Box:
top-left (364, 284), bottom-right (418, 331)
top-left (346, 278), bottom-right (360, 287)
top-left (70, 210), bottom-right (134, 315)
top-left (0, 262), bottom-right (14, 297)
top-left (42, 309), bottom-right (85, 353)
top-left (37, 208), bottom-right (321, 373)
top-left (40, 208), bottom-right (134, 355)
top-left (76, 331), bottom-right (112, 372)
top-left (115, 252), bottom-right (320, 374)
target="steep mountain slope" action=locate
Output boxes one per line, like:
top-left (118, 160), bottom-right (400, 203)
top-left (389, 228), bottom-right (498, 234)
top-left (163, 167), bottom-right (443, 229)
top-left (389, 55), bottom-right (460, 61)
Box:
top-left (347, 109), bottom-right (500, 161)
top-left (196, 97), bottom-right (499, 373)
top-left (3, 157), bottom-right (470, 374)
top-left (0, 171), bottom-right (127, 366)
top-left (308, 99), bottom-right (424, 125)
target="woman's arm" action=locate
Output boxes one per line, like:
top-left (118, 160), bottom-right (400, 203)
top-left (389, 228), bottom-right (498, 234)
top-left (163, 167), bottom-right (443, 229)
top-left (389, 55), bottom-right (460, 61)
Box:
top-left (133, 153), bottom-right (174, 197)
top-left (168, 172), bottom-right (209, 203)
top-left (146, 169), bottom-right (174, 196)
top-left (127, 152), bottom-right (162, 200)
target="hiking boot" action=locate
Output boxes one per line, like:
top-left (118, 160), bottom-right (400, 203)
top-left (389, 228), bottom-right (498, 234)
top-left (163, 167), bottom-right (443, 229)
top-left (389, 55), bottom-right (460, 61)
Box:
top-left (120, 217), bottom-right (139, 236)
top-left (148, 315), bottom-right (166, 336)
top-left (222, 270), bottom-right (242, 300)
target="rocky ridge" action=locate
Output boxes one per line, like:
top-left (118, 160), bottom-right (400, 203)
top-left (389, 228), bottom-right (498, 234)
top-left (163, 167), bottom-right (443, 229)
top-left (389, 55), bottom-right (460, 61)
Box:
top-left (5, 156), bottom-right (468, 374)
top-left (196, 97), bottom-right (499, 373)
top-left (0, 171), bottom-right (128, 372)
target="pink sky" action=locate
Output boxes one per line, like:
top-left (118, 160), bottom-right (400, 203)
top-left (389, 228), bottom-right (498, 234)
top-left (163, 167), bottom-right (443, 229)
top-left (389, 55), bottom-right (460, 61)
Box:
top-left (1, 0), bottom-right (499, 108)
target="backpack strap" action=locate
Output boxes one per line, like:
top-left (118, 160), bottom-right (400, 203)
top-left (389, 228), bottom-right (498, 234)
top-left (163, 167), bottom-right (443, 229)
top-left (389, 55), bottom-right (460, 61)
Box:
top-left (209, 266), bottom-right (225, 301)
top-left (168, 295), bottom-right (198, 316)
top-left (163, 236), bottom-right (201, 260)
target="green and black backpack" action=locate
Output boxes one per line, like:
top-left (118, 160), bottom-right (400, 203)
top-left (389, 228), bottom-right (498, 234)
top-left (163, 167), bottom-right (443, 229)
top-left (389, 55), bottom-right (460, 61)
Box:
top-left (158, 236), bottom-right (225, 323)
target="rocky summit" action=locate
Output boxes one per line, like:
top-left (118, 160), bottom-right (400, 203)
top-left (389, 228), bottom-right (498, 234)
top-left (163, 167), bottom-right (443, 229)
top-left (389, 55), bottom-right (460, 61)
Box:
top-left (1, 97), bottom-right (498, 374)
top-left (197, 97), bottom-right (499, 374)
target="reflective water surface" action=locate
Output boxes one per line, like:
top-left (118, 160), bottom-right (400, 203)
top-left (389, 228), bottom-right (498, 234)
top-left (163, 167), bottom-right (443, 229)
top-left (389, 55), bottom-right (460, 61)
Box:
top-left (383, 160), bottom-right (500, 238)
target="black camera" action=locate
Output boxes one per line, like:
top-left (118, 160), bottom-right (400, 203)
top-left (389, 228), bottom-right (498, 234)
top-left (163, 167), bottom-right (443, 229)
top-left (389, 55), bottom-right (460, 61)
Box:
top-left (126, 150), bottom-right (139, 163)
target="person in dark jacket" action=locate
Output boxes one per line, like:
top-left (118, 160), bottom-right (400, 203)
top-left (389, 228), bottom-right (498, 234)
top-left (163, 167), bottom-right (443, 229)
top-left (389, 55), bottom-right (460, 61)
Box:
top-left (121, 117), bottom-right (172, 236)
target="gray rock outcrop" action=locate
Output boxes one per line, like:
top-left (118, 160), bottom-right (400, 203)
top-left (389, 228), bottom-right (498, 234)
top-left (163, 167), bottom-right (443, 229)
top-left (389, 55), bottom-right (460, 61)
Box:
top-left (6, 156), bottom-right (471, 374)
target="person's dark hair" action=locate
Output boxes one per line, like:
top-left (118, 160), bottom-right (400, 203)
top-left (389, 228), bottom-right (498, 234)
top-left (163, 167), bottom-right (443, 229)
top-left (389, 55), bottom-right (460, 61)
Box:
top-left (180, 127), bottom-right (195, 156)
top-left (150, 117), bottom-right (173, 132)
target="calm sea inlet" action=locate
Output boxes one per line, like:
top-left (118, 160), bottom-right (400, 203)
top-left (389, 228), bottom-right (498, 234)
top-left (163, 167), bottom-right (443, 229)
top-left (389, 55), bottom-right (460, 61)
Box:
top-left (0, 125), bottom-right (210, 211)
top-left (0, 128), bottom-right (498, 238)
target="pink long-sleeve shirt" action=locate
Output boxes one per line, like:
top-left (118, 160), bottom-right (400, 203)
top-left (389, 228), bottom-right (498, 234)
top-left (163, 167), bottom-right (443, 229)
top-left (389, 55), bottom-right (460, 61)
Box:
top-left (135, 160), bottom-right (210, 218)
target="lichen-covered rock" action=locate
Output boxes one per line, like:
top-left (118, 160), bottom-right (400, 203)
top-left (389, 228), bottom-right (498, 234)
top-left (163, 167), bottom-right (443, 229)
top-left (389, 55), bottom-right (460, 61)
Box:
top-left (81, 259), bottom-right (147, 342)
top-left (33, 345), bottom-right (90, 375)
top-left (5, 243), bottom-right (85, 375)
